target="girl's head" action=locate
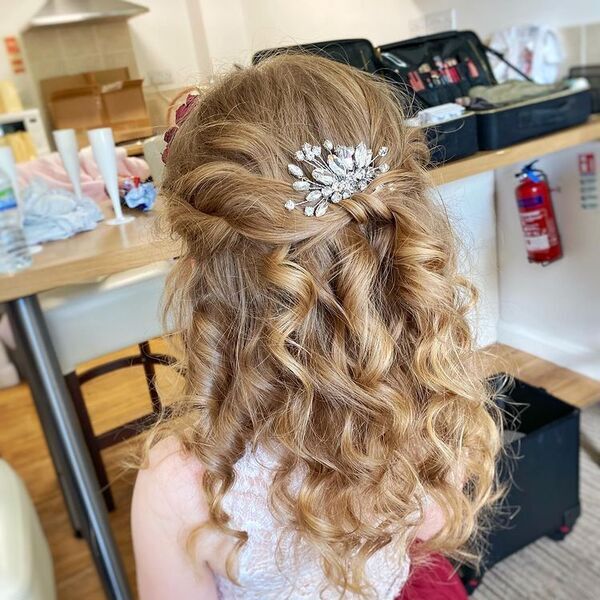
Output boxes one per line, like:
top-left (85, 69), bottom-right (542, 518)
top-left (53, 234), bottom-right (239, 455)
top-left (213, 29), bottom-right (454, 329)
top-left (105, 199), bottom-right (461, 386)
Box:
top-left (160, 53), bottom-right (500, 595)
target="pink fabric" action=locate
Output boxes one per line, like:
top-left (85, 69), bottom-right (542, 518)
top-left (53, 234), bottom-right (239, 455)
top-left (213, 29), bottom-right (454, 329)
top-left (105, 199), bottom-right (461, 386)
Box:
top-left (397, 554), bottom-right (468, 600)
top-left (16, 146), bottom-right (150, 203)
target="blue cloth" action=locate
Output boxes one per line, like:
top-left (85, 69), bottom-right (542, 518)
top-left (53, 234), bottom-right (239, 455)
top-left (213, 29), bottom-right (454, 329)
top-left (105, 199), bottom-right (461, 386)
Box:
top-left (22, 178), bottom-right (104, 245)
top-left (123, 181), bottom-right (156, 211)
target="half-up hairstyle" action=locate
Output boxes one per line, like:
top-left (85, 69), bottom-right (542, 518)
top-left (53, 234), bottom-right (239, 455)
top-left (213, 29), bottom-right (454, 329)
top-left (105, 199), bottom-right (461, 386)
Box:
top-left (158, 53), bottom-right (502, 596)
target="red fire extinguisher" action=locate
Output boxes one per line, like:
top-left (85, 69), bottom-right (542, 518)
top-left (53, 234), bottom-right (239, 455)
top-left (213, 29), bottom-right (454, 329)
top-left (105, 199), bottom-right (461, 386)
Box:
top-left (515, 161), bottom-right (562, 265)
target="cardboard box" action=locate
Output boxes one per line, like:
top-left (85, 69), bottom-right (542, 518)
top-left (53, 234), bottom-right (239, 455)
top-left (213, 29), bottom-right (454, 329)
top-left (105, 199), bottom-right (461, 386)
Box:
top-left (101, 79), bottom-right (153, 143)
top-left (40, 68), bottom-right (153, 146)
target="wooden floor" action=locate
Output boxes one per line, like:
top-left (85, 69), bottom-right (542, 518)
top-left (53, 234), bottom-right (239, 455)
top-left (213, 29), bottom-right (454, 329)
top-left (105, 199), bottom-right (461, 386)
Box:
top-left (0, 342), bottom-right (598, 599)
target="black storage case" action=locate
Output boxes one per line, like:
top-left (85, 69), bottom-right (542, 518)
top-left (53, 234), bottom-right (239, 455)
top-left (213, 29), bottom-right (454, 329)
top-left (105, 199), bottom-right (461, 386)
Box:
top-left (461, 376), bottom-right (581, 594)
top-left (569, 65), bottom-right (600, 113)
top-left (252, 38), bottom-right (479, 165)
top-left (378, 31), bottom-right (592, 150)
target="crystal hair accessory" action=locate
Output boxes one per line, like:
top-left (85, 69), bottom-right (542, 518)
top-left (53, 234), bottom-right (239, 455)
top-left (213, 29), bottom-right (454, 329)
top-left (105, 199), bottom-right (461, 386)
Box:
top-left (285, 140), bottom-right (389, 217)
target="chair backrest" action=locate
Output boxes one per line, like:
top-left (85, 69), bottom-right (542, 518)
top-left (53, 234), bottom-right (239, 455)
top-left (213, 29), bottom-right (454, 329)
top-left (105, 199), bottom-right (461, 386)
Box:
top-left (143, 135), bottom-right (166, 185)
top-left (40, 261), bottom-right (172, 374)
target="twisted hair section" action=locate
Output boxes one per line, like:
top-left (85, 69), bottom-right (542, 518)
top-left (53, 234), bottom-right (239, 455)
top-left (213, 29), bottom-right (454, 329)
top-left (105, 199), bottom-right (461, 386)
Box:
top-left (156, 53), bottom-right (502, 596)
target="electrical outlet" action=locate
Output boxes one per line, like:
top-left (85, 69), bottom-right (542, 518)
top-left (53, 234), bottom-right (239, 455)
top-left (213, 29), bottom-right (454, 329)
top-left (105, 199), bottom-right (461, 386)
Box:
top-left (424, 8), bottom-right (457, 34)
top-left (148, 70), bottom-right (173, 86)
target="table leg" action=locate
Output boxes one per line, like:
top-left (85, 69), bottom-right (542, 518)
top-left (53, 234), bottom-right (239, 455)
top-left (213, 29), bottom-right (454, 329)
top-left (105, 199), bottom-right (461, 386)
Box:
top-left (7, 317), bottom-right (83, 535)
top-left (7, 295), bottom-right (132, 600)
top-left (27, 381), bottom-right (84, 536)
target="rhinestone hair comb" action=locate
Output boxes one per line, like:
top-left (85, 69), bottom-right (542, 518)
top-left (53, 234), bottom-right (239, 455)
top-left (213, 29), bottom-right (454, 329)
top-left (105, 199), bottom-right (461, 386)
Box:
top-left (285, 140), bottom-right (389, 217)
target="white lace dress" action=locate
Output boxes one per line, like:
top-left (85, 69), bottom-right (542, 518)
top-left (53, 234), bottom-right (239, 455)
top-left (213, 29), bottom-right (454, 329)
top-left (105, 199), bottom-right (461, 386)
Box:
top-left (214, 448), bottom-right (410, 599)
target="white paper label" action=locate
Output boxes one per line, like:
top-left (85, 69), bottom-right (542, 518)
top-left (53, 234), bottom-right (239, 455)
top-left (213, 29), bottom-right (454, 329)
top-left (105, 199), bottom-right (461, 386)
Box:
top-left (525, 235), bottom-right (550, 251)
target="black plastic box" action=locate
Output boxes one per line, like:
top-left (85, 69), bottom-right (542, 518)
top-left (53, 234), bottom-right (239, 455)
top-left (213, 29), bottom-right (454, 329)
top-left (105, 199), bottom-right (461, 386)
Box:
top-left (253, 38), bottom-right (381, 73)
top-left (475, 90), bottom-right (592, 149)
top-left (461, 376), bottom-right (581, 594)
top-left (252, 38), bottom-right (479, 165)
top-left (378, 31), bottom-right (592, 150)
top-left (569, 65), bottom-right (600, 113)
top-left (425, 114), bottom-right (478, 165)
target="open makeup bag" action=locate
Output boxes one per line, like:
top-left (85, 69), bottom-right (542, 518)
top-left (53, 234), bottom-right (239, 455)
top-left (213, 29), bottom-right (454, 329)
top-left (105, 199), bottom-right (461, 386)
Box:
top-left (253, 38), bottom-right (479, 165)
top-left (378, 30), bottom-right (592, 150)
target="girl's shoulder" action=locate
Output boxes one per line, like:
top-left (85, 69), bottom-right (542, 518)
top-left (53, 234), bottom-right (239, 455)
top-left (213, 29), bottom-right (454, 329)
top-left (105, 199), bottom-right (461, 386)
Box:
top-left (133, 436), bottom-right (208, 528)
top-left (145, 436), bottom-right (204, 482)
top-left (131, 438), bottom-right (223, 598)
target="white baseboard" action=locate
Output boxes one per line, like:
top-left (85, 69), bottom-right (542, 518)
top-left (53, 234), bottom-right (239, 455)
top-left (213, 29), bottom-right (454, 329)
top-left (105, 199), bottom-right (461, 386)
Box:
top-left (497, 321), bottom-right (600, 381)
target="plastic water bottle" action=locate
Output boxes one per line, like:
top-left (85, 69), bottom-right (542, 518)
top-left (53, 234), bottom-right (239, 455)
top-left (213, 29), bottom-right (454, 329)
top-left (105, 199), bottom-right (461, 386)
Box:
top-left (0, 169), bottom-right (31, 273)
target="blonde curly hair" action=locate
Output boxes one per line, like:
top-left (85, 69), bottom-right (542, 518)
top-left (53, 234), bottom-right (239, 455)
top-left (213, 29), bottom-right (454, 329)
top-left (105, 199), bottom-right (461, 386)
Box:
top-left (157, 53), bottom-right (502, 596)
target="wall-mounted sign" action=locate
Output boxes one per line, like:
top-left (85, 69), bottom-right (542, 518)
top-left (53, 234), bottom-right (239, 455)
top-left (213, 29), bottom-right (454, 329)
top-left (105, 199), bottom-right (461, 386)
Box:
top-left (4, 36), bottom-right (25, 74)
top-left (578, 152), bottom-right (598, 211)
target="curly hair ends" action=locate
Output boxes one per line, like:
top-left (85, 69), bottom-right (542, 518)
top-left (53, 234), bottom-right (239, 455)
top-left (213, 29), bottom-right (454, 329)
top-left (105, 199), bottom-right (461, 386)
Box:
top-left (157, 53), bottom-right (502, 596)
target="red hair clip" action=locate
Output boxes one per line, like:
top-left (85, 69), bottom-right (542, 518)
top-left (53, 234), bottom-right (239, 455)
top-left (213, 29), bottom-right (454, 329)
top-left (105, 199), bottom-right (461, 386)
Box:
top-left (161, 93), bottom-right (200, 164)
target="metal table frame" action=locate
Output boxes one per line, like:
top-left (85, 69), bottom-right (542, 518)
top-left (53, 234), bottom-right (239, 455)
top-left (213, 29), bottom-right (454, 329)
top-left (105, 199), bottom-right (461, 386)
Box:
top-left (7, 295), bottom-right (132, 600)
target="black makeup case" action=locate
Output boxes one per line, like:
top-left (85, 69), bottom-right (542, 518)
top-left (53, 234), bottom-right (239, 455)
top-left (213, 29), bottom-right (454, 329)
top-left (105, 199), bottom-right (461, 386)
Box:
top-left (459, 375), bottom-right (581, 594)
top-left (252, 38), bottom-right (479, 165)
top-left (378, 30), bottom-right (592, 150)
top-left (569, 65), bottom-right (600, 113)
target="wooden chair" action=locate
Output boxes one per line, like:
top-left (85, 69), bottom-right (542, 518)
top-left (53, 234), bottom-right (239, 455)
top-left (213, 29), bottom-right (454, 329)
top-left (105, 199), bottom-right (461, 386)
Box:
top-left (40, 260), bottom-right (173, 510)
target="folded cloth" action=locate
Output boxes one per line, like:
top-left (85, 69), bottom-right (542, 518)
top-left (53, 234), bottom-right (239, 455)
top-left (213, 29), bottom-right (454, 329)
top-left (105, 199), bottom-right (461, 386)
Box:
top-left (16, 146), bottom-right (150, 203)
top-left (22, 178), bottom-right (104, 245)
top-left (468, 80), bottom-right (566, 105)
top-left (119, 177), bottom-right (157, 211)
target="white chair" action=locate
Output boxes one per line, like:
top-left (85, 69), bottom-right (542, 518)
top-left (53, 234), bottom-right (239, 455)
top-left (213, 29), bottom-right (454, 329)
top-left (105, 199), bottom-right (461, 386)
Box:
top-left (142, 135), bottom-right (166, 185)
top-left (0, 459), bottom-right (57, 600)
top-left (40, 260), bottom-right (174, 510)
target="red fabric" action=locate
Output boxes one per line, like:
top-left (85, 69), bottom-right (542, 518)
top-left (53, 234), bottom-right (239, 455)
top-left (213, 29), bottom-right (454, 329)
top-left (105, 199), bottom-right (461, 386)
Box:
top-left (397, 554), bottom-right (468, 600)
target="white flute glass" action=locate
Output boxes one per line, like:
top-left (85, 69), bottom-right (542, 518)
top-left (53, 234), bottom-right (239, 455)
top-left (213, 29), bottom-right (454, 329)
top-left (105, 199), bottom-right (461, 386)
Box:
top-left (87, 127), bottom-right (134, 225)
top-left (0, 146), bottom-right (42, 254)
top-left (53, 128), bottom-right (82, 199)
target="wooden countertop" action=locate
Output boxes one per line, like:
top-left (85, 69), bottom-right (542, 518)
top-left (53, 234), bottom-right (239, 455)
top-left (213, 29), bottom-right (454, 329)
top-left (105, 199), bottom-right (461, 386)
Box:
top-left (122, 140), bottom-right (145, 157)
top-left (2, 116), bottom-right (599, 303)
top-left (123, 116), bottom-right (600, 179)
top-left (432, 115), bottom-right (600, 185)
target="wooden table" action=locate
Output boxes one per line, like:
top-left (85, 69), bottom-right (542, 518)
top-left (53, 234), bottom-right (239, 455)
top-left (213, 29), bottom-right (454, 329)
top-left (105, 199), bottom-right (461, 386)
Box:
top-left (2, 116), bottom-right (600, 600)
top-left (0, 207), bottom-right (179, 302)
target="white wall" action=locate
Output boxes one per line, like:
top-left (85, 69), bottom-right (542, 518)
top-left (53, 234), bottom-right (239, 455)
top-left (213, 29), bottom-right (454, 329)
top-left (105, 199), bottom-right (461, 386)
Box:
top-left (240, 0), bottom-right (422, 57)
top-left (438, 172), bottom-right (499, 347)
top-left (198, 0), bottom-right (251, 72)
top-left (191, 0), bottom-right (426, 73)
top-left (128, 0), bottom-right (600, 82)
top-left (0, 0), bottom-right (44, 105)
top-left (418, 0), bottom-right (600, 39)
top-left (496, 143), bottom-right (600, 380)
top-left (129, 0), bottom-right (206, 88)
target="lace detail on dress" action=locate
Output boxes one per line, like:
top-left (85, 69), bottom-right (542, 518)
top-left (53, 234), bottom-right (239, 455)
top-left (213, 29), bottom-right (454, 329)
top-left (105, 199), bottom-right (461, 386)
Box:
top-left (214, 448), bottom-right (410, 599)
